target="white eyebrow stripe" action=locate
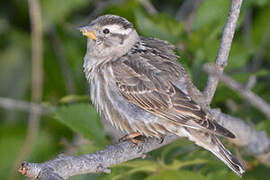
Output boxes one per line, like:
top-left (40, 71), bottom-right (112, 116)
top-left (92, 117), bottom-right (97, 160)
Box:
top-left (102, 24), bottom-right (132, 35)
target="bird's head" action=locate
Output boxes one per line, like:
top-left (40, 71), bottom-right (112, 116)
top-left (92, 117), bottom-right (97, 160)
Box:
top-left (79, 15), bottom-right (139, 58)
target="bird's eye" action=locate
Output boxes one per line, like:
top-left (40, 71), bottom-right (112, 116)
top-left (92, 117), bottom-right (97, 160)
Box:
top-left (103, 28), bottom-right (110, 34)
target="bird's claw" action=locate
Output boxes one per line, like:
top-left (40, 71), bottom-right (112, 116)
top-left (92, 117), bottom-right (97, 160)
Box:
top-left (118, 132), bottom-right (142, 143)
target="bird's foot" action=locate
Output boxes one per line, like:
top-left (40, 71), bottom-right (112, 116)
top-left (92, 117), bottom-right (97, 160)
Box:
top-left (159, 136), bottom-right (164, 144)
top-left (119, 133), bottom-right (150, 157)
top-left (119, 132), bottom-right (145, 152)
top-left (119, 132), bottom-right (142, 144)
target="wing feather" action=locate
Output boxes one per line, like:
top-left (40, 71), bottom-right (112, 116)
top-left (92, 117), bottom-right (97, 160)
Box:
top-left (112, 38), bottom-right (235, 138)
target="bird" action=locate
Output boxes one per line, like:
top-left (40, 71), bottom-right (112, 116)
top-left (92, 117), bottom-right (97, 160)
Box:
top-left (79, 14), bottom-right (245, 177)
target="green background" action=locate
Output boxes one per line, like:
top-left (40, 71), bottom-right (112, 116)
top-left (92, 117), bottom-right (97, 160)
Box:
top-left (0, 0), bottom-right (270, 179)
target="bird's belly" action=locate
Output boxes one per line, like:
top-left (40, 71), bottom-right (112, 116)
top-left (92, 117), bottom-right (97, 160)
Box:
top-left (91, 75), bottom-right (173, 137)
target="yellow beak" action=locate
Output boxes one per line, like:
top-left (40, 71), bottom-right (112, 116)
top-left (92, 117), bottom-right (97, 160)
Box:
top-left (79, 26), bottom-right (97, 40)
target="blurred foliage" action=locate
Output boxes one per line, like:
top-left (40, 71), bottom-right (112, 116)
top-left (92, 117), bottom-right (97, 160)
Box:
top-left (55, 103), bottom-right (107, 147)
top-left (0, 0), bottom-right (270, 179)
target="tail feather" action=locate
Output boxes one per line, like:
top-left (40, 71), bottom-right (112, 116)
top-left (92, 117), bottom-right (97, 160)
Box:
top-left (176, 128), bottom-right (245, 177)
top-left (210, 134), bottom-right (245, 177)
top-left (212, 121), bottom-right (236, 138)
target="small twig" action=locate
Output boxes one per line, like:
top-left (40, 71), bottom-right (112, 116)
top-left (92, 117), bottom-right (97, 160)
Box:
top-left (225, 99), bottom-right (239, 112)
top-left (245, 75), bottom-right (256, 90)
top-left (250, 21), bottom-right (270, 72)
top-left (138, 0), bottom-right (158, 15)
top-left (204, 64), bottom-right (270, 118)
top-left (175, 0), bottom-right (203, 31)
top-left (242, 8), bottom-right (252, 49)
top-left (80, 0), bottom-right (124, 25)
top-left (0, 97), bottom-right (52, 115)
top-left (176, 0), bottom-right (197, 20)
top-left (9, 0), bottom-right (43, 179)
top-left (203, 0), bottom-right (243, 105)
top-left (175, 0), bottom-right (203, 27)
top-left (49, 29), bottom-right (76, 94)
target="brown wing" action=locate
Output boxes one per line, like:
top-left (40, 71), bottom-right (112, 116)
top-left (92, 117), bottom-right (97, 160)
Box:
top-left (112, 38), bottom-right (235, 138)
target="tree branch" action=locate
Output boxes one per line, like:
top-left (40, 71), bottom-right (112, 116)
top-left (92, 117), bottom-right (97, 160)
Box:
top-left (19, 110), bottom-right (270, 179)
top-left (203, 0), bottom-right (243, 105)
top-left (19, 135), bottom-right (179, 179)
top-left (204, 64), bottom-right (270, 118)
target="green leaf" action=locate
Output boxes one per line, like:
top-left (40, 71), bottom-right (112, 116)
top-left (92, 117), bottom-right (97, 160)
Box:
top-left (135, 10), bottom-right (184, 44)
top-left (228, 42), bottom-right (251, 69)
top-left (115, 160), bottom-right (159, 172)
top-left (0, 124), bottom-right (25, 179)
top-left (168, 159), bottom-right (207, 169)
top-left (251, 4), bottom-right (270, 49)
top-left (105, 0), bottom-right (140, 24)
top-left (193, 0), bottom-right (230, 29)
top-left (113, 158), bottom-right (207, 180)
top-left (54, 103), bottom-right (106, 147)
top-left (42, 0), bottom-right (89, 24)
top-left (249, 0), bottom-right (270, 7)
top-left (59, 95), bottom-right (89, 104)
top-left (206, 169), bottom-right (241, 180)
top-left (0, 124), bottom-right (58, 179)
top-left (146, 170), bottom-right (205, 180)
top-left (256, 120), bottom-right (270, 135)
